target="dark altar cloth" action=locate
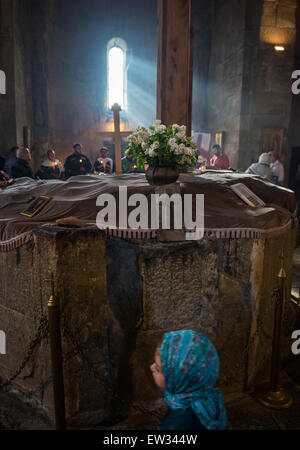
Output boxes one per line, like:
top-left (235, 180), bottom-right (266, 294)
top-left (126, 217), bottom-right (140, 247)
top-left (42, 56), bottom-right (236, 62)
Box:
top-left (0, 172), bottom-right (296, 250)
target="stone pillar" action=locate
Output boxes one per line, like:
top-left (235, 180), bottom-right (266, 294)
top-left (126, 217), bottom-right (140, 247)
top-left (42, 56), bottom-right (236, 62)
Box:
top-left (30, 0), bottom-right (55, 171)
top-left (0, 225), bottom-right (112, 428)
top-left (192, 0), bottom-right (211, 132)
top-left (239, 0), bottom-right (297, 173)
top-left (207, 0), bottom-right (297, 174)
top-left (0, 0), bottom-right (17, 154)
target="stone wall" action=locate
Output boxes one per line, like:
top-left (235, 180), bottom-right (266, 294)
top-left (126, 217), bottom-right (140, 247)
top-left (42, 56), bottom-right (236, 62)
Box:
top-left (0, 227), bottom-right (111, 428)
top-left (0, 226), bottom-right (298, 428)
top-left (206, 0), bottom-right (247, 169)
top-left (2, 0), bottom-right (300, 180)
top-left (204, 0), bottom-right (298, 174)
top-left (0, 0), bottom-right (17, 153)
top-left (192, 0), bottom-right (211, 132)
top-left (0, 0), bottom-right (158, 168)
top-left (240, 0), bottom-right (297, 173)
top-left (0, 0), bottom-right (54, 168)
top-left (13, 0), bottom-right (34, 152)
top-left (289, 1), bottom-right (300, 154)
top-left (45, 0), bottom-right (157, 166)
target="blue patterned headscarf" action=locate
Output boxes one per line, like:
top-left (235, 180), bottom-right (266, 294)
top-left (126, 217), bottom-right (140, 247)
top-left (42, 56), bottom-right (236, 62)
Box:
top-left (160, 330), bottom-right (227, 430)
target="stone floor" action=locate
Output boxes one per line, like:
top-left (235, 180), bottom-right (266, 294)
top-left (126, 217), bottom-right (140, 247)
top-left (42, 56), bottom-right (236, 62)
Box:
top-left (1, 364), bottom-right (299, 430)
top-left (225, 365), bottom-right (300, 430)
top-left (1, 246), bottom-right (300, 431)
top-left (0, 390), bottom-right (52, 430)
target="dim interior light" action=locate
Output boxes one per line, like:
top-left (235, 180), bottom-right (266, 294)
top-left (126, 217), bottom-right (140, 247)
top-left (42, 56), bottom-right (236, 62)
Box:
top-left (274, 45), bottom-right (285, 52)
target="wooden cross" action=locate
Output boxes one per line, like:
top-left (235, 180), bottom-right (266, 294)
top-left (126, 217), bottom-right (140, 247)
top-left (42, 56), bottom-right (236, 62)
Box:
top-left (89, 103), bottom-right (132, 175)
top-left (0, 70), bottom-right (6, 94)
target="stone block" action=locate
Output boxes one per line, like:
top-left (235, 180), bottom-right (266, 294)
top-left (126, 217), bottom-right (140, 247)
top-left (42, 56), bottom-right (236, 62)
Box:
top-left (130, 330), bottom-right (166, 404)
top-left (142, 242), bottom-right (219, 331)
top-left (277, 5), bottom-right (296, 29)
top-left (156, 229), bottom-right (186, 241)
top-left (0, 304), bottom-right (51, 405)
top-left (0, 227), bottom-right (114, 428)
top-left (0, 223), bottom-right (298, 427)
top-left (261, 2), bottom-right (276, 27)
top-left (260, 27), bottom-right (296, 45)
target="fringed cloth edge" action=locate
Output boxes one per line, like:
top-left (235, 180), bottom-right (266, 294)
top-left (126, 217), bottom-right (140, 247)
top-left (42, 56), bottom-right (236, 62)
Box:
top-left (1, 217), bottom-right (296, 252)
top-left (105, 216), bottom-right (295, 240)
top-left (0, 231), bottom-right (33, 252)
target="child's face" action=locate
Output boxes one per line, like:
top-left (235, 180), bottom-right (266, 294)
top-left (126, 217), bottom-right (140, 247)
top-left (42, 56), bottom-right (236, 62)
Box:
top-left (150, 350), bottom-right (166, 390)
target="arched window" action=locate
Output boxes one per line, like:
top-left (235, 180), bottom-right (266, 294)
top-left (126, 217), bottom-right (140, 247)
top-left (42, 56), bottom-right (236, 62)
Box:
top-left (107, 38), bottom-right (127, 110)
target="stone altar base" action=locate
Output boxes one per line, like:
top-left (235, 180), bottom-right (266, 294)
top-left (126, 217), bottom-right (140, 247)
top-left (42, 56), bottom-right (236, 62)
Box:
top-left (0, 224), bottom-right (298, 428)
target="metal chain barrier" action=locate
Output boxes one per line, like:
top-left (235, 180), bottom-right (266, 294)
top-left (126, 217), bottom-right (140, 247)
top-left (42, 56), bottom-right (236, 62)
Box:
top-left (0, 315), bottom-right (49, 389)
top-left (60, 313), bottom-right (162, 427)
top-left (219, 283), bottom-right (298, 388)
top-left (219, 288), bottom-right (279, 387)
top-left (0, 282), bottom-right (296, 424)
top-left (0, 312), bottom-right (161, 426)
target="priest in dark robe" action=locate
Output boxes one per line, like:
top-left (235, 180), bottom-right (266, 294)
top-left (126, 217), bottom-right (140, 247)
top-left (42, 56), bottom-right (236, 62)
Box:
top-left (4, 146), bottom-right (18, 177)
top-left (11, 147), bottom-right (34, 179)
top-left (122, 154), bottom-right (139, 173)
top-left (64, 143), bottom-right (92, 179)
top-left (94, 147), bottom-right (113, 174)
top-left (0, 156), bottom-right (10, 182)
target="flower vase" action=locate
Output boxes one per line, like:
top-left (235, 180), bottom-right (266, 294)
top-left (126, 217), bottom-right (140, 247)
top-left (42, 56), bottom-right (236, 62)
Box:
top-left (146, 165), bottom-right (179, 186)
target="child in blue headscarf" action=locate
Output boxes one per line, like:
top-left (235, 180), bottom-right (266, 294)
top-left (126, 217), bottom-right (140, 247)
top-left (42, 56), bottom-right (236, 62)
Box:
top-left (150, 330), bottom-right (227, 430)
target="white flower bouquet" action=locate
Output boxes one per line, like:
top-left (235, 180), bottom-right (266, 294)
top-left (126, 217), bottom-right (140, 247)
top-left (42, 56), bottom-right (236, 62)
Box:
top-left (125, 120), bottom-right (197, 168)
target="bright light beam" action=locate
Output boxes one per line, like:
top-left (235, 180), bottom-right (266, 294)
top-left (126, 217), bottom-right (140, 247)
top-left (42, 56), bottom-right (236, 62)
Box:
top-left (108, 47), bottom-right (124, 108)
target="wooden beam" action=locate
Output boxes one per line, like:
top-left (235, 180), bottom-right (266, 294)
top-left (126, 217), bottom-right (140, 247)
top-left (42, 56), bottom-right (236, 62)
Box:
top-left (112, 103), bottom-right (122, 175)
top-left (157, 0), bottom-right (194, 136)
top-left (90, 104), bottom-right (132, 175)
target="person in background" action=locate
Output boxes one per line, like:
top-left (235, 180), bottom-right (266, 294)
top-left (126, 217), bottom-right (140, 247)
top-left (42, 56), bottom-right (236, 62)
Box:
top-left (122, 153), bottom-right (137, 174)
top-left (4, 146), bottom-right (19, 177)
top-left (36, 149), bottom-right (64, 180)
top-left (0, 156), bottom-right (10, 181)
top-left (245, 153), bottom-right (273, 181)
top-left (94, 147), bottom-right (113, 174)
top-left (64, 143), bottom-right (92, 179)
top-left (209, 144), bottom-right (230, 170)
top-left (11, 147), bottom-right (34, 179)
top-left (195, 155), bottom-right (207, 170)
top-left (150, 330), bottom-right (227, 430)
top-left (268, 151), bottom-right (284, 185)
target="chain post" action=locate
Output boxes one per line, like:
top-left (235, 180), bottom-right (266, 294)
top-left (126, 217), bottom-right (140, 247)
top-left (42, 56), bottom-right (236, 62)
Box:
top-left (46, 274), bottom-right (67, 430)
top-left (254, 250), bottom-right (293, 409)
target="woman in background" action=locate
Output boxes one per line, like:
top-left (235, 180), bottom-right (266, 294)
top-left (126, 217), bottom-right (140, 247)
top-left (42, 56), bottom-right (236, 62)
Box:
top-left (245, 153), bottom-right (273, 181)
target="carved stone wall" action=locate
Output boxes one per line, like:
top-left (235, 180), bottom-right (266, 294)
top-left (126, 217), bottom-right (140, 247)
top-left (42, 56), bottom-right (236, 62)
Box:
top-left (0, 226), bottom-right (298, 428)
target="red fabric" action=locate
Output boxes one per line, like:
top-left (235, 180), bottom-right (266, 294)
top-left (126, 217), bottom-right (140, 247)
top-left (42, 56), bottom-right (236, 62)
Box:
top-left (199, 149), bottom-right (208, 158)
top-left (210, 154), bottom-right (230, 169)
